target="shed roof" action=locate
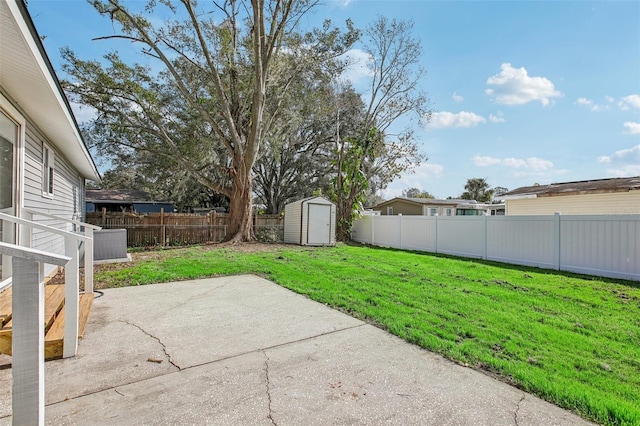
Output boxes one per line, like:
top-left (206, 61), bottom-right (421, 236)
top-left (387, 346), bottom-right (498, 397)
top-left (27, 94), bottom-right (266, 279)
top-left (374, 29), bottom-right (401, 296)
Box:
top-left (502, 176), bottom-right (640, 199)
top-left (1, 1), bottom-right (100, 182)
top-left (286, 196), bottom-right (334, 207)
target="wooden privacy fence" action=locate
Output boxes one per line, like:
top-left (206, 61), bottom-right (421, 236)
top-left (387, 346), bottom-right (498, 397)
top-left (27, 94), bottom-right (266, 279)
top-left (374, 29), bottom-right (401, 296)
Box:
top-left (85, 210), bottom-right (284, 247)
top-left (351, 213), bottom-right (640, 282)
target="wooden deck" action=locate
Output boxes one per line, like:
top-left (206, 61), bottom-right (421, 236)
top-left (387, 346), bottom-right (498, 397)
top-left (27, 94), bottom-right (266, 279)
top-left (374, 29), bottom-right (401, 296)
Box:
top-left (0, 284), bottom-right (93, 360)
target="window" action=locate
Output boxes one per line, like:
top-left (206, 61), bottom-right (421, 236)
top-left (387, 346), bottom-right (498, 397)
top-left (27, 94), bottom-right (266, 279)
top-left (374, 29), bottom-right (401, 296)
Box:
top-left (445, 208), bottom-right (453, 216)
top-left (428, 208), bottom-right (438, 216)
top-left (386, 206), bottom-right (393, 215)
top-left (42, 142), bottom-right (54, 197)
top-left (0, 111), bottom-right (16, 210)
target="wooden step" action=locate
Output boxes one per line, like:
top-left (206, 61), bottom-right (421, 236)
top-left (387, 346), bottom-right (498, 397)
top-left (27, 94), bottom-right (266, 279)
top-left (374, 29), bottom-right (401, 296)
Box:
top-left (0, 287), bottom-right (12, 326)
top-left (0, 285), bottom-right (93, 360)
top-left (44, 293), bottom-right (94, 360)
top-left (0, 284), bottom-right (65, 334)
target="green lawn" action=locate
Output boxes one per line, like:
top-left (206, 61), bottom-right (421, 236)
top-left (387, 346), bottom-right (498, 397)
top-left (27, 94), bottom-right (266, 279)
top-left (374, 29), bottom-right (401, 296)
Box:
top-left (95, 243), bottom-right (640, 426)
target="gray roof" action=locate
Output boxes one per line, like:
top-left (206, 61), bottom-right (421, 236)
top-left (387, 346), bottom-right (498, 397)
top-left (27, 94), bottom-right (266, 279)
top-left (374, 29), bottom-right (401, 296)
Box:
top-left (86, 189), bottom-right (170, 203)
top-left (375, 197), bottom-right (477, 207)
top-left (503, 176), bottom-right (640, 198)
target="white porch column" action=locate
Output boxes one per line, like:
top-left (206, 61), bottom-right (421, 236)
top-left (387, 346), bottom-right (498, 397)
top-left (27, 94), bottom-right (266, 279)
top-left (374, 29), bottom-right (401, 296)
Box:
top-left (83, 227), bottom-right (94, 294)
top-left (12, 257), bottom-right (44, 426)
top-left (63, 236), bottom-right (79, 358)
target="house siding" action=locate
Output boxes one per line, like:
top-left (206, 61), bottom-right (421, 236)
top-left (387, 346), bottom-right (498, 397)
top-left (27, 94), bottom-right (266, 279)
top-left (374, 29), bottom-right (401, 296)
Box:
top-left (284, 200), bottom-right (303, 244)
top-left (379, 200), bottom-right (423, 215)
top-left (422, 205), bottom-right (458, 216)
top-left (506, 191), bottom-right (640, 215)
top-left (22, 114), bottom-right (85, 269)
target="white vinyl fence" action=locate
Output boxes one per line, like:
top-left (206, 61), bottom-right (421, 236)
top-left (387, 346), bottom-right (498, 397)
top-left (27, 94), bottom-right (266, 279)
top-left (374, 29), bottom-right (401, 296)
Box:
top-left (351, 214), bottom-right (640, 281)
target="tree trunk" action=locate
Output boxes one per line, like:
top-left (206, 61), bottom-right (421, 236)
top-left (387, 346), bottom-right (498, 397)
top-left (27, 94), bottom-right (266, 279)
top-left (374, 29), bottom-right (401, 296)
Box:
top-left (224, 165), bottom-right (255, 243)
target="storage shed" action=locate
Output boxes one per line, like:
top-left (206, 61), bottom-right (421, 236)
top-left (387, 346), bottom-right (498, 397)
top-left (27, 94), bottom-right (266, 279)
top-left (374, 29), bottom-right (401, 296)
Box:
top-left (284, 197), bottom-right (336, 246)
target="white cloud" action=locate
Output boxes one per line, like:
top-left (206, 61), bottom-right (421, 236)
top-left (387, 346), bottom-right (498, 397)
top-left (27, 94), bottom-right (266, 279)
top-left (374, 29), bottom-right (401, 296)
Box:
top-left (599, 145), bottom-right (640, 177)
top-left (421, 163), bottom-right (445, 178)
top-left (489, 111), bottom-right (505, 123)
top-left (599, 145), bottom-right (640, 164)
top-left (472, 156), bottom-right (502, 167)
top-left (485, 63), bottom-right (562, 106)
top-left (338, 49), bottom-right (373, 85)
top-left (452, 92), bottom-right (463, 102)
top-left (428, 111), bottom-right (486, 129)
top-left (605, 96), bottom-right (615, 103)
top-left (575, 97), bottom-right (608, 112)
top-left (618, 94), bottom-right (640, 110)
top-left (473, 155), bottom-right (554, 172)
top-left (606, 165), bottom-right (640, 177)
top-left (623, 122), bottom-right (640, 135)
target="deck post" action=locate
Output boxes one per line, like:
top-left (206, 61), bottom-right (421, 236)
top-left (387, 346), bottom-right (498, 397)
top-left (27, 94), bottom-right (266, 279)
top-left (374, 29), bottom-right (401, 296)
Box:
top-left (12, 256), bottom-right (45, 426)
top-left (63, 235), bottom-right (79, 358)
top-left (84, 227), bottom-right (94, 294)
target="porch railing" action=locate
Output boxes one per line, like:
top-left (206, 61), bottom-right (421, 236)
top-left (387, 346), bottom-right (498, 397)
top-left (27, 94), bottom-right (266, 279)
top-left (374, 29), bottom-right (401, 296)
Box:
top-left (0, 211), bottom-right (92, 358)
top-left (0, 241), bottom-right (71, 425)
top-left (22, 208), bottom-right (102, 294)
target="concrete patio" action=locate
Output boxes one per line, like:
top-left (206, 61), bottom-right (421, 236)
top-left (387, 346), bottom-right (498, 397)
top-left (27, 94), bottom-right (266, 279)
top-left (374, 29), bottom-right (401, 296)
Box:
top-left (0, 275), bottom-right (592, 425)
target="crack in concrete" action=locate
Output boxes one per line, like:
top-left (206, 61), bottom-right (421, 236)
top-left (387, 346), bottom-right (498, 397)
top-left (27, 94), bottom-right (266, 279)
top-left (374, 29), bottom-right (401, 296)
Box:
top-left (514, 393), bottom-right (525, 426)
top-left (119, 320), bottom-right (181, 371)
top-left (114, 388), bottom-right (125, 397)
top-left (164, 282), bottom-right (231, 314)
top-left (263, 350), bottom-right (277, 426)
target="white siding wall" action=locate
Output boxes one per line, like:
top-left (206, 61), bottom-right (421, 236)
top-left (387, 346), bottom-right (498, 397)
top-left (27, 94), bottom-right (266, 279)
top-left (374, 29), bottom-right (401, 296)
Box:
top-left (283, 201), bottom-right (302, 244)
top-left (300, 201), bottom-right (309, 245)
top-left (22, 117), bottom-right (85, 273)
top-left (351, 214), bottom-right (640, 282)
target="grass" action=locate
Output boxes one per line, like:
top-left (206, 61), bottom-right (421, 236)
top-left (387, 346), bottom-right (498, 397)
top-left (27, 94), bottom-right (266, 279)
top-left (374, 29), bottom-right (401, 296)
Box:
top-left (95, 243), bottom-right (640, 426)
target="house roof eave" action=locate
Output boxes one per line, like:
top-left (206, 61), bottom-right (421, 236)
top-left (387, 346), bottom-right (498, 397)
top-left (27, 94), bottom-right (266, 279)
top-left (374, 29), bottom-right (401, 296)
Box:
top-left (1, 1), bottom-right (100, 182)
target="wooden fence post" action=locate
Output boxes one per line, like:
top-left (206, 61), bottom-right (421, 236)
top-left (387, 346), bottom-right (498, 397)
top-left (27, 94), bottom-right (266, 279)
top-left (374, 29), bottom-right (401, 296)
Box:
top-left (160, 208), bottom-right (165, 247)
top-left (101, 207), bottom-right (106, 227)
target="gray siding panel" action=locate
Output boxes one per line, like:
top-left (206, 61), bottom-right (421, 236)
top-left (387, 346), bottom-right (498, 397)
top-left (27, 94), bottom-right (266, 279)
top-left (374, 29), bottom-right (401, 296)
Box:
top-left (22, 117), bottom-right (85, 272)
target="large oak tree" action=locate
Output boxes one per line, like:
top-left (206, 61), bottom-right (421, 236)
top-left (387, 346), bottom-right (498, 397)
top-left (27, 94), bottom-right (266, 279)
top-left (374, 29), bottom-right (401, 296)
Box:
top-left (63, 0), bottom-right (356, 242)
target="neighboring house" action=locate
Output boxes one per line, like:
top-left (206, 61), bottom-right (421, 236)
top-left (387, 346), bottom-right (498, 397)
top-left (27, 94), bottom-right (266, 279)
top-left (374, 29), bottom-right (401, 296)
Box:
top-left (1, 0), bottom-right (100, 285)
top-left (86, 189), bottom-right (176, 213)
top-left (502, 177), bottom-right (640, 215)
top-left (374, 198), bottom-right (480, 216)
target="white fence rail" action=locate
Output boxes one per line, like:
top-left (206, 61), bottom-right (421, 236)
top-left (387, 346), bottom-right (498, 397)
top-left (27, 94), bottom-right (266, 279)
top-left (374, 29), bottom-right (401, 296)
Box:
top-left (351, 214), bottom-right (640, 281)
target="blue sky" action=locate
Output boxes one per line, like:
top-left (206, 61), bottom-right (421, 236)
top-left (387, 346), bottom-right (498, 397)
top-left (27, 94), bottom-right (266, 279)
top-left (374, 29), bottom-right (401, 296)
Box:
top-left (29, 0), bottom-right (640, 199)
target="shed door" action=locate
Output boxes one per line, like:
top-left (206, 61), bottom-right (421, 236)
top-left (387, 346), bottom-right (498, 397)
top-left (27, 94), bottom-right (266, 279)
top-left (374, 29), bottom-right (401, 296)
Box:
top-left (307, 203), bottom-right (331, 244)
